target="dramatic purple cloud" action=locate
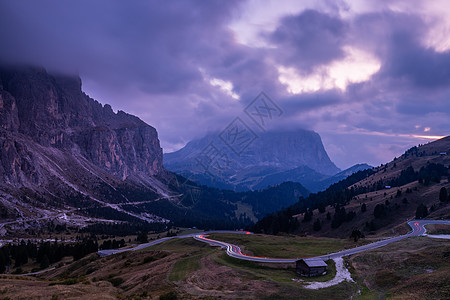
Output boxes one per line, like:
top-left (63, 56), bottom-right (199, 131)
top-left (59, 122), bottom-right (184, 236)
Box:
top-left (270, 9), bottom-right (348, 72)
top-left (0, 0), bottom-right (449, 168)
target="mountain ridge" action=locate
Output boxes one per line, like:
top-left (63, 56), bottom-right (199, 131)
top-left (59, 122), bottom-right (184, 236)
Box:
top-left (0, 66), bottom-right (164, 181)
top-left (253, 136), bottom-right (450, 237)
top-left (0, 65), bottom-right (311, 233)
top-left (164, 129), bottom-right (341, 191)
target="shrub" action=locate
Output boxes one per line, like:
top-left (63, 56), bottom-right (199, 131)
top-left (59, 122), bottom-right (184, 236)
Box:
top-left (160, 291), bottom-right (178, 300)
top-left (313, 219), bottom-right (322, 231)
top-left (107, 277), bottom-right (124, 287)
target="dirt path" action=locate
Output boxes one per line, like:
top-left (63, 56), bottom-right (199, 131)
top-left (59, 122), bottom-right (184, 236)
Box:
top-left (303, 257), bottom-right (354, 289)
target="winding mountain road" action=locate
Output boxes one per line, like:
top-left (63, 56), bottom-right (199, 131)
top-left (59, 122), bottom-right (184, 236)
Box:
top-left (97, 219), bottom-right (450, 261)
top-left (97, 230), bottom-right (249, 256)
top-left (2, 219), bottom-right (446, 278)
top-left (194, 219), bottom-right (450, 262)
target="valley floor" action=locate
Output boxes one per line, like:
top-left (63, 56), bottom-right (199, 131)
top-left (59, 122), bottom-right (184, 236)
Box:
top-left (0, 221), bottom-right (448, 299)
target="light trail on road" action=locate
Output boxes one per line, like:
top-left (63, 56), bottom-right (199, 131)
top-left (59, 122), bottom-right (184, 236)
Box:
top-left (194, 219), bottom-right (450, 262)
top-left (3, 218), bottom-right (444, 279)
top-left (97, 219), bottom-right (450, 263)
top-left (194, 234), bottom-right (306, 262)
top-left (97, 230), bottom-right (250, 257)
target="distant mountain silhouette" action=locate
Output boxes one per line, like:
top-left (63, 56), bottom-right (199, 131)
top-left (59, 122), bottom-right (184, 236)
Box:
top-left (0, 65), bottom-right (311, 232)
top-left (165, 130), bottom-right (369, 192)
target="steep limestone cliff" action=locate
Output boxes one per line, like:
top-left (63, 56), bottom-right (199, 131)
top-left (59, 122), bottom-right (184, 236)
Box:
top-left (0, 65), bottom-right (309, 231)
top-left (0, 66), bottom-right (162, 182)
top-left (0, 65), bottom-right (171, 226)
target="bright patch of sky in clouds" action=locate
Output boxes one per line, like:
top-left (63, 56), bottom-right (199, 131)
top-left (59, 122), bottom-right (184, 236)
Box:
top-left (278, 47), bottom-right (381, 93)
top-left (209, 78), bottom-right (240, 100)
top-left (1, 0), bottom-right (449, 168)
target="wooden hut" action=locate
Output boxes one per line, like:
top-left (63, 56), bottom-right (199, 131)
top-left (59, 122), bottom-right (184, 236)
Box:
top-left (296, 258), bottom-right (327, 277)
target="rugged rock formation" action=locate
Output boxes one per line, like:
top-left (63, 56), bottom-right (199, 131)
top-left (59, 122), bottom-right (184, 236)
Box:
top-left (164, 130), bottom-right (341, 191)
top-left (0, 66), bottom-right (162, 182)
top-left (0, 65), bottom-right (173, 228)
top-left (0, 65), bottom-right (312, 232)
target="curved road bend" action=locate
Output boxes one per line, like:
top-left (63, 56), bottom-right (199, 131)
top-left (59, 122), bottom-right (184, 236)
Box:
top-left (4, 220), bottom-right (445, 276)
top-left (97, 230), bottom-right (251, 257)
top-left (194, 219), bottom-right (450, 263)
top-left (97, 220), bottom-right (449, 261)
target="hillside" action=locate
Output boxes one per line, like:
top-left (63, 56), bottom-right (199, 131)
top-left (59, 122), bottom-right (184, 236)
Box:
top-left (253, 137), bottom-right (450, 238)
top-left (0, 65), bottom-right (310, 235)
top-left (1, 230), bottom-right (448, 299)
top-left (0, 66), bottom-right (172, 229)
top-left (254, 163), bottom-right (372, 192)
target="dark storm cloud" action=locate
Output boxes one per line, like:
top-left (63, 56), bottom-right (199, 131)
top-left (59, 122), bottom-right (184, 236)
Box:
top-left (386, 38), bottom-right (450, 88)
top-left (281, 90), bottom-right (343, 115)
top-left (264, 8), bottom-right (450, 167)
top-left (0, 0), bottom-right (285, 120)
top-left (0, 0), bottom-right (256, 153)
top-left (0, 0), bottom-right (241, 95)
top-left (1, 0), bottom-right (449, 168)
top-left (354, 11), bottom-right (450, 88)
top-left (269, 9), bottom-right (348, 72)
top-left (344, 10), bottom-right (450, 146)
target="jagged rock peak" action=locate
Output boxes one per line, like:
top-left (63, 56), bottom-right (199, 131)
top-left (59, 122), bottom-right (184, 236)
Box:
top-left (0, 65), bottom-right (163, 180)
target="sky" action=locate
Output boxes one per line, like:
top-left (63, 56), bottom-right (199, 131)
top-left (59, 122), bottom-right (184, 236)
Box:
top-left (1, 0), bottom-right (449, 169)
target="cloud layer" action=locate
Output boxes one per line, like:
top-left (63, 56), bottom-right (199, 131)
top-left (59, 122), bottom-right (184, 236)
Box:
top-left (1, 0), bottom-right (449, 168)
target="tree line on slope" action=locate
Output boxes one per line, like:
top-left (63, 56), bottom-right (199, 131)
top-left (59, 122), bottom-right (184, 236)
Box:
top-left (253, 163), bottom-right (449, 235)
top-left (252, 168), bottom-right (375, 234)
top-left (0, 238), bottom-right (98, 274)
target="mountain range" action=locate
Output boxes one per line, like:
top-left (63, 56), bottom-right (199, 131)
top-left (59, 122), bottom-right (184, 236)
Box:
top-left (253, 136), bottom-right (450, 237)
top-left (165, 131), bottom-right (371, 192)
top-left (0, 65), bottom-right (313, 233)
top-left (0, 66), bottom-right (170, 226)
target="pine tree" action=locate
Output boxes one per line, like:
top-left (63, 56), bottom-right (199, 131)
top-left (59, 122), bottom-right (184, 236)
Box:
top-left (318, 203), bottom-right (326, 213)
top-left (0, 248), bottom-right (5, 273)
top-left (303, 209), bottom-right (313, 222)
top-left (350, 229), bottom-right (362, 242)
top-left (373, 204), bottom-right (385, 218)
top-left (439, 187), bottom-right (447, 203)
top-left (361, 203), bottom-right (367, 213)
top-left (40, 254), bottom-right (50, 269)
top-left (137, 231), bottom-right (149, 243)
top-left (313, 219), bottom-right (322, 231)
top-left (415, 203), bottom-right (428, 219)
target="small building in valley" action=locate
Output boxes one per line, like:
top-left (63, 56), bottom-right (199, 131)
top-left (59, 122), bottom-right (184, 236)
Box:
top-left (296, 258), bottom-right (327, 277)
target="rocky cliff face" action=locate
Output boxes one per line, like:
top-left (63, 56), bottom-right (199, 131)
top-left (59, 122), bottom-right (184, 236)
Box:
top-left (0, 66), bottom-right (162, 182)
top-left (0, 65), bottom-right (313, 232)
top-left (164, 130), bottom-right (341, 191)
top-left (0, 65), bottom-right (173, 228)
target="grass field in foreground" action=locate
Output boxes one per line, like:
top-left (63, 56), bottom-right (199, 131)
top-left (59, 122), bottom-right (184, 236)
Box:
top-left (213, 253), bottom-right (337, 283)
top-left (207, 233), bottom-right (372, 258)
top-left (424, 223), bottom-right (450, 234)
top-left (169, 254), bottom-right (202, 281)
top-left (350, 236), bottom-right (450, 300)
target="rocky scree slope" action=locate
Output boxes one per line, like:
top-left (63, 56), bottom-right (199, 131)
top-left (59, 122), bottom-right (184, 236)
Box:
top-left (0, 66), bottom-right (310, 232)
top-left (0, 66), bottom-right (174, 228)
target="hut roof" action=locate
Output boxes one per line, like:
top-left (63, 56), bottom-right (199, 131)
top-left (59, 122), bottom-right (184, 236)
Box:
top-left (302, 259), bottom-right (327, 268)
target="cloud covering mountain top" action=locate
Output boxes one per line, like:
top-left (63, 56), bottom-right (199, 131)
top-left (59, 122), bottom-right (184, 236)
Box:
top-left (1, 0), bottom-right (449, 168)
